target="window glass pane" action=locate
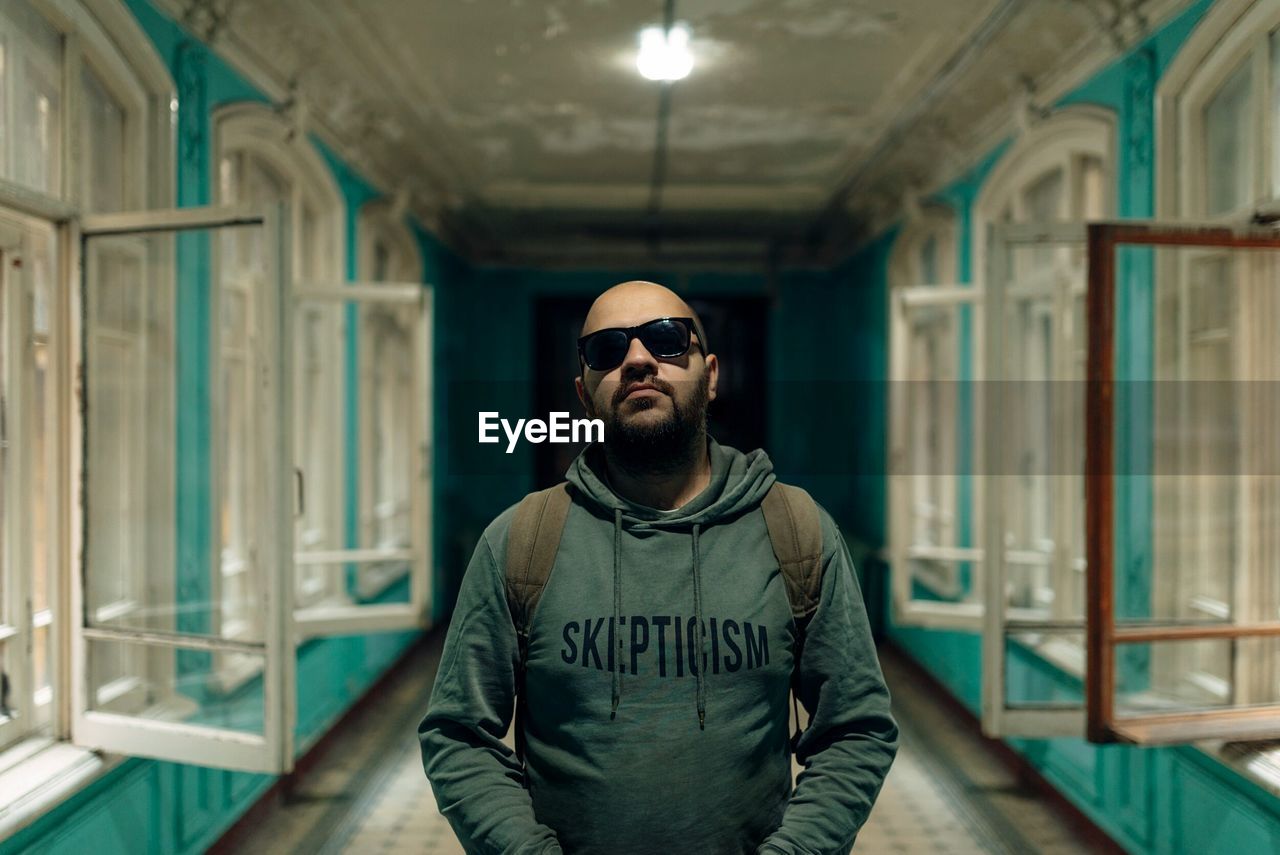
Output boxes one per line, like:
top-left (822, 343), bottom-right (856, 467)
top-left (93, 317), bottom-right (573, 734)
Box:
top-left (30, 231), bottom-right (52, 717)
top-left (0, 644), bottom-right (13, 725)
top-left (893, 295), bottom-right (976, 607)
top-left (1205, 59), bottom-right (1255, 216)
top-left (300, 204), bottom-right (317, 282)
top-left (919, 235), bottom-right (938, 286)
top-left (1153, 252), bottom-right (1238, 622)
top-left (371, 316), bottom-right (411, 550)
top-left (1023, 168), bottom-right (1065, 271)
top-left (0, 257), bottom-right (7, 634)
top-left (1, 220), bottom-right (58, 738)
top-left (3, 4), bottom-right (62, 197)
top-left (993, 240), bottom-right (1089, 624)
top-left (1024, 168), bottom-right (1064, 222)
top-left (87, 637), bottom-right (266, 733)
top-left (293, 300), bottom-right (342, 605)
top-left (85, 230), bottom-right (268, 640)
top-left (356, 301), bottom-right (418, 601)
top-left (81, 62), bottom-right (127, 213)
top-left (1005, 631), bottom-right (1086, 706)
top-left (1272, 28), bottom-right (1280, 200)
top-left (1145, 243), bottom-right (1280, 645)
top-left (213, 242), bottom-right (264, 641)
top-left (1003, 292), bottom-right (1055, 614)
top-left (0, 38), bottom-right (8, 180)
top-left (1117, 638), bottom-right (1280, 717)
top-left (33, 624), bottom-right (49, 708)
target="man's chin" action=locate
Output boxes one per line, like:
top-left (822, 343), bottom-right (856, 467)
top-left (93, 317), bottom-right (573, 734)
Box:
top-left (608, 407), bottom-right (678, 437)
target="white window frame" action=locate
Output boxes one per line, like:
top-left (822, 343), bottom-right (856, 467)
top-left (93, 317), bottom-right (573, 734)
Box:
top-left (969, 107), bottom-right (1114, 738)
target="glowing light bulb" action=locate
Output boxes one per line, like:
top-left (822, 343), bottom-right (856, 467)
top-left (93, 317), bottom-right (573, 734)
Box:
top-left (636, 23), bottom-right (693, 82)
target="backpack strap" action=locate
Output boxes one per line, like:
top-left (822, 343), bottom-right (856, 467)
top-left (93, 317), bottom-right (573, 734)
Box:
top-left (505, 481), bottom-right (574, 764)
top-left (760, 482), bottom-right (824, 755)
top-left (506, 481), bottom-right (574, 635)
top-left (761, 482), bottom-right (824, 621)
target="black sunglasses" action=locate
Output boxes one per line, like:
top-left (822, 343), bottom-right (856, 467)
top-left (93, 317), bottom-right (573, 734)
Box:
top-left (577, 317), bottom-right (703, 372)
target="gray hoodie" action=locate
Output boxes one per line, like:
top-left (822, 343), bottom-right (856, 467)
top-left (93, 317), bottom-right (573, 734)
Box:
top-left (419, 437), bottom-right (898, 854)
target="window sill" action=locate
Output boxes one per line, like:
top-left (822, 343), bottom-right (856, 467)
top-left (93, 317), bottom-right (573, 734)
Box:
top-left (0, 739), bottom-right (123, 844)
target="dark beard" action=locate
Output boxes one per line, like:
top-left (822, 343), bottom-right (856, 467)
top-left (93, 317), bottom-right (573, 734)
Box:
top-left (595, 372), bottom-right (710, 478)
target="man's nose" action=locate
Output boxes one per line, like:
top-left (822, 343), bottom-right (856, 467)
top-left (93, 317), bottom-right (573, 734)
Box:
top-left (620, 334), bottom-right (659, 373)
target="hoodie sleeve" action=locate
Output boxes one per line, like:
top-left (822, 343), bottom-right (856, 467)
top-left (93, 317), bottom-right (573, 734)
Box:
top-left (757, 515), bottom-right (900, 855)
top-left (418, 528), bottom-right (564, 854)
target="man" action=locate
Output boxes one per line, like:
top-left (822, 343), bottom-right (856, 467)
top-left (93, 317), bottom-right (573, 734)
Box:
top-left (419, 281), bottom-right (898, 853)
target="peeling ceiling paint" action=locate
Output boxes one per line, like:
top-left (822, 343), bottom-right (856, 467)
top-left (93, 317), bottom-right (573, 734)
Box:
top-left (168, 0), bottom-right (1166, 263)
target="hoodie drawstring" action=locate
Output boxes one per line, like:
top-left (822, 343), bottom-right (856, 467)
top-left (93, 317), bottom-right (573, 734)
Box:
top-left (692, 522), bottom-right (706, 729)
top-left (608, 512), bottom-right (708, 730)
top-left (611, 508), bottom-right (623, 720)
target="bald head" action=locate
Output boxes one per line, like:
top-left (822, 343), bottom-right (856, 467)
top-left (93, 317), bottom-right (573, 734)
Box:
top-left (574, 279), bottom-right (719, 478)
top-left (580, 281), bottom-right (708, 352)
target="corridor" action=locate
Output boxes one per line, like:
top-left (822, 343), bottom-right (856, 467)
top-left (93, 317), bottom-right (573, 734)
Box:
top-left (219, 633), bottom-right (1112, 854)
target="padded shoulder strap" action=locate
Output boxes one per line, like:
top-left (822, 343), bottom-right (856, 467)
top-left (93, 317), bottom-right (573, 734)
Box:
top-left (505, 481), bottom-right (574, 638)
top-left (761, 482), bottom-right (824, 622)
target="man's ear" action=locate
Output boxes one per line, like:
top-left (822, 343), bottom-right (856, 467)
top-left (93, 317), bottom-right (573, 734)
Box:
top-left (706, 353), bottom-right (719, 402)
top-left (575, 374), bottom-right (589, 413)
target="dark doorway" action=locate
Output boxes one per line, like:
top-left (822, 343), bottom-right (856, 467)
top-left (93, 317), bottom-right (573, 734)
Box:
top-left (532, 295), bottom-right (769, 490)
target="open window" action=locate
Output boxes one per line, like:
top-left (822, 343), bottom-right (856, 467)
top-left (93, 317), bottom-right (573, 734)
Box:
top-left (74, 204), bottom-right (295, 774)
top-left (290, 282), bottom-right (433, 637)
top-left (1085, 220), bottom-right (1280, 745)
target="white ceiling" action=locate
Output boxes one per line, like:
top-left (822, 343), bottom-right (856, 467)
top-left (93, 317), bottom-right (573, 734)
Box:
top-left (166, 0), bottom-right (1174, 266)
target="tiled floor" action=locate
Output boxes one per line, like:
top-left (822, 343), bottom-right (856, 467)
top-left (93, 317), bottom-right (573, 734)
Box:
top-left (225, 634), bottom-right (1113, 854)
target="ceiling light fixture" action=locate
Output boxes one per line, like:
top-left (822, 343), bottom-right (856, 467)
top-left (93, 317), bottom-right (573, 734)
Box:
top-left (636, 23), bottom-right (693, 82)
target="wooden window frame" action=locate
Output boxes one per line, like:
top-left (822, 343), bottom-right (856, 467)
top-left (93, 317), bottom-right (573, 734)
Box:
top-left (1085, 220), bottom-right (1280, 745)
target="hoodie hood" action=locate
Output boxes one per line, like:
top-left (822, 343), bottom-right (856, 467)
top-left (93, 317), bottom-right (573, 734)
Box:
top-left (564, 435), bottom-right (777, 729)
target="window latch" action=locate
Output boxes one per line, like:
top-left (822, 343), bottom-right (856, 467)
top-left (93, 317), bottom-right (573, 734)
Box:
top-left (295, 467), bottom-right (305, 518)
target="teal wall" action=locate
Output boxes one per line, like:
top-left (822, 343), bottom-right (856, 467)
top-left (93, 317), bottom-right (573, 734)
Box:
top-left (883, 1), bottom-right (1280, 852)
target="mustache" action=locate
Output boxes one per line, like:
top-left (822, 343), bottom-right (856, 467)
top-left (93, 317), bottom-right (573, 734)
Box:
top-left (611, 378), bottom-right (676, 407)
